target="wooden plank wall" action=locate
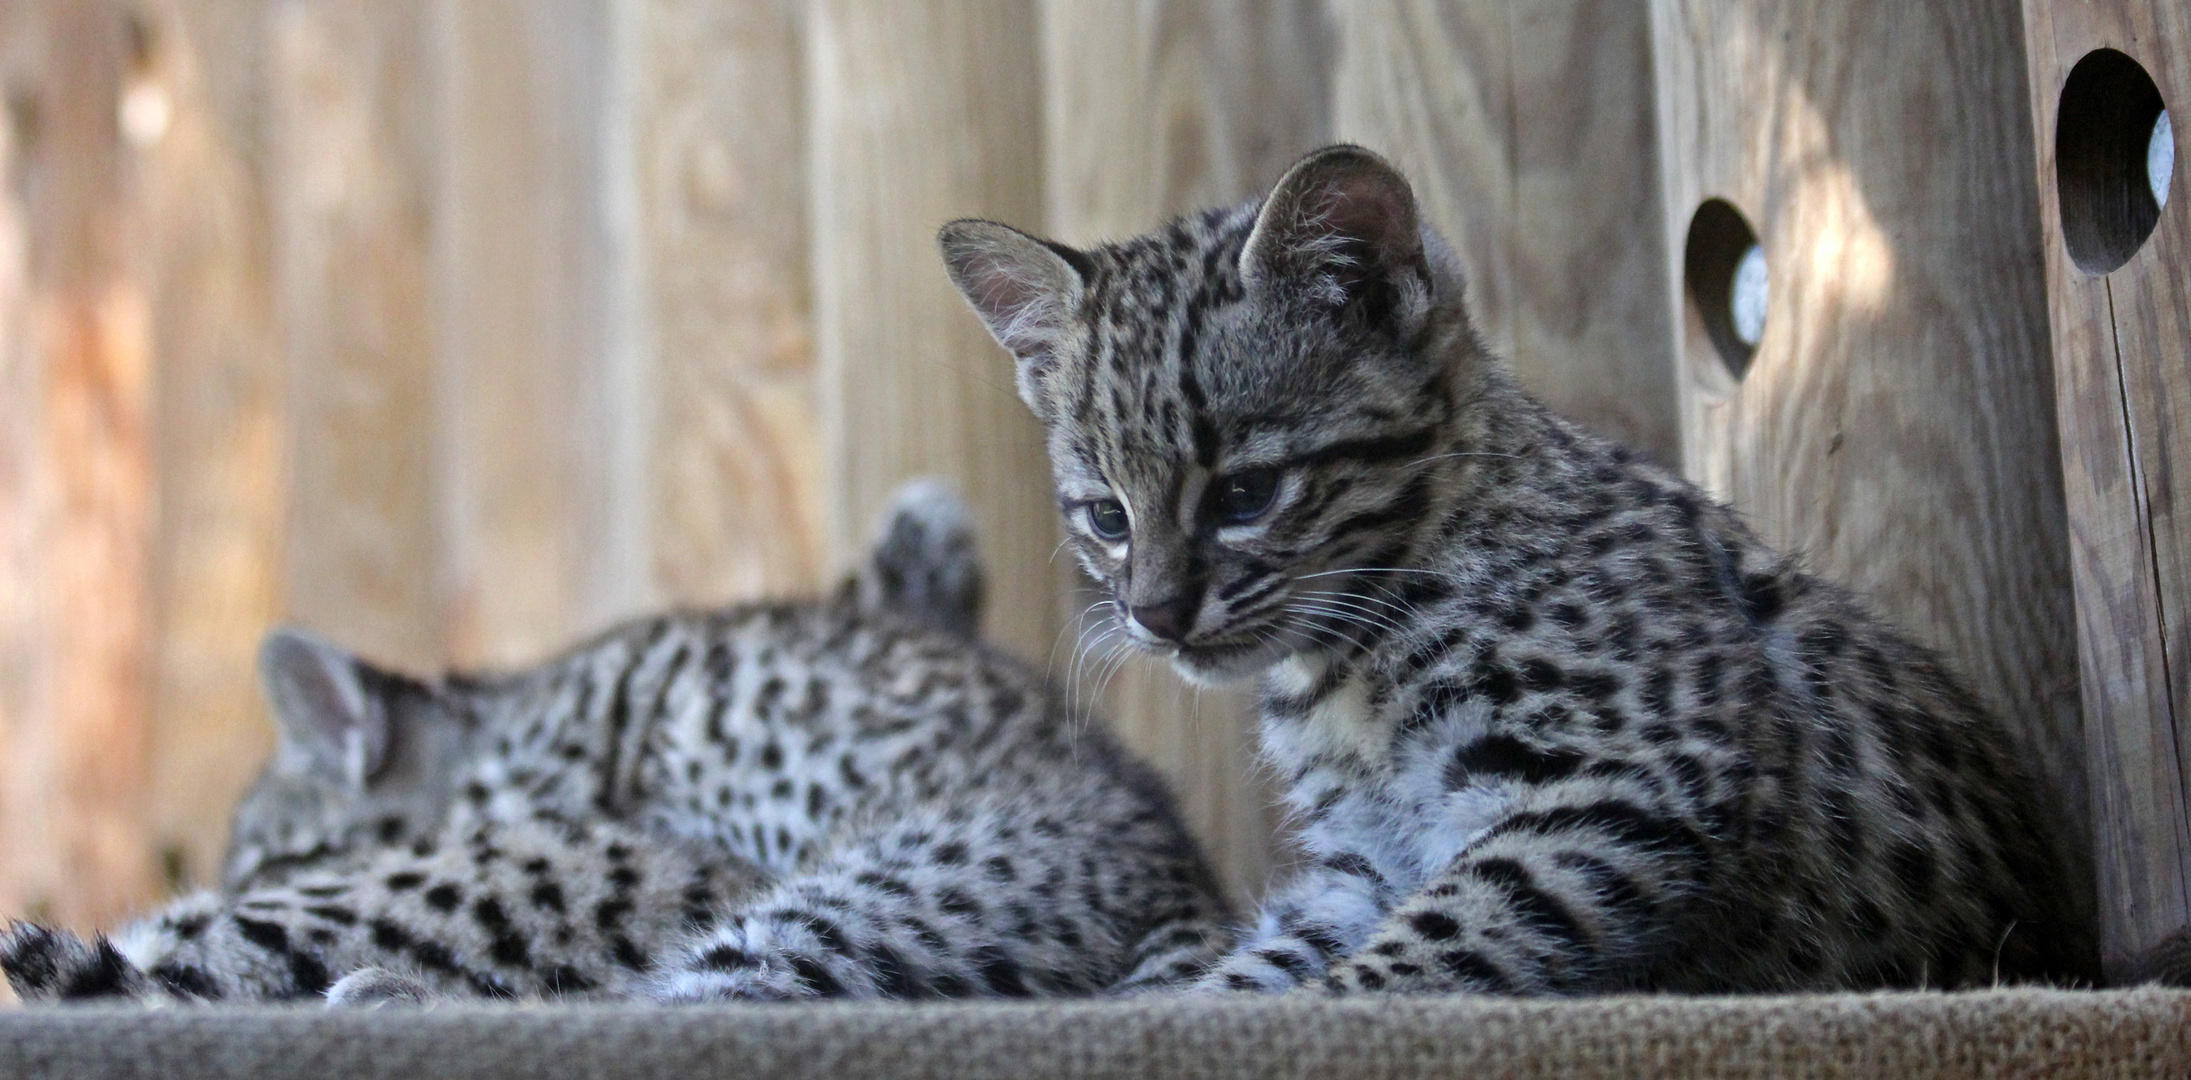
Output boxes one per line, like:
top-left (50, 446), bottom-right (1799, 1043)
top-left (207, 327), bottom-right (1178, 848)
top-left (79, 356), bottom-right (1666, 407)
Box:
top-left (1650, 0), bottom-right (2092, 955)
top-left (0, 0), bottom-right (821, 932)
top-left (1330, 1), bottom-right (1679, 462)
top-left (0, 0), bottom-right (162, 933)
top-left (11, 2), bottom-right (2174, 977)
top-left (637, 0), bottom-right (818, 606)
top-left (2019, 0), bottom-right (2189, 981)
top-left (140, 0), bottom-right (286, 913)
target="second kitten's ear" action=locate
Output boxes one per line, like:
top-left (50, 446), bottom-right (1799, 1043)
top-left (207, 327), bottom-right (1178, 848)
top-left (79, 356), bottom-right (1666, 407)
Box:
top-left (1241, 145), bottom-right (1429, 328)
top-left (938, 219), bottom-right (1089, 411)
top-left (259, 627), bottom-right (397, 790)
top-left (856, 479), bottom-right (986, 639)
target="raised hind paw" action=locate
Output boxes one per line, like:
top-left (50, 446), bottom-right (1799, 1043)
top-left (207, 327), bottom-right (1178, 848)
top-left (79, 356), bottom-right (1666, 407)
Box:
top-left (1, 922), bottom-right (153, 1003)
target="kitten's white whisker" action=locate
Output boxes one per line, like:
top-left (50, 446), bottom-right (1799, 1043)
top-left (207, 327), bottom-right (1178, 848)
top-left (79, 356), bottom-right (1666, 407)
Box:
top-left (1047, 599), bottom-right (1116, 684)
top-left (1292, 585), bottom-right (1417, 616)
top-left (1404, 450), bottom-right (1518, 470)
top-left (1069, 620), bottom-right (1123, 716)
top-left (1287, 593), bottom-right (1415, 634)
top-left (1293, 566), bottom-right (1449, 583)
top-left (1090, 643), bottom-right (1136, 710)
top-left (1282, 602), bottom-right (1403, 645)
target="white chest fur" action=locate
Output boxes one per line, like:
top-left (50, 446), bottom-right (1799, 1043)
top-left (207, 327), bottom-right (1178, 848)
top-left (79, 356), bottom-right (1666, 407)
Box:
top-left (1263, 658), bottom-right (1512, 897)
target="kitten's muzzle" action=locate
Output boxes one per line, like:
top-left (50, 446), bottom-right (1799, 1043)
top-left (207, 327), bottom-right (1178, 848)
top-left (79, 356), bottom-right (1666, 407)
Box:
top-left (1130, 598), bottom-right (1198, 643)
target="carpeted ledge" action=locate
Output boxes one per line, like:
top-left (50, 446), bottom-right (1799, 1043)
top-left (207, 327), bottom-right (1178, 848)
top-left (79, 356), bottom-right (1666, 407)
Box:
top-left (0, 988), bottom-right (2185, 1080)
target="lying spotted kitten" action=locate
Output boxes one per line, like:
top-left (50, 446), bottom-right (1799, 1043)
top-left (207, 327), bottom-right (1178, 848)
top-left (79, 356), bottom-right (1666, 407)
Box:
top-left (4, 483), bottom-right (1229, 1004)
top-left (940, 145), bottom-right (2097, 994)
top-left (3, 816), bottom-right (759, 1004)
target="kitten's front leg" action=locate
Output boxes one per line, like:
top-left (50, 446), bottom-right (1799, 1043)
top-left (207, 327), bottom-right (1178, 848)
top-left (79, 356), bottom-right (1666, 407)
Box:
top-left (1320, 796), bottom-right (1709, 995)
top-left (1183, 855), bottom-right (1396, 993)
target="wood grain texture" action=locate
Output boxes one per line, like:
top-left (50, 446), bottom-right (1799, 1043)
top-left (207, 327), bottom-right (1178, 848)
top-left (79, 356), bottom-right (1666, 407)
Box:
top-left (1651, 0), bottom-right (2090, 953)
top-left (0, 0), bottom-right (161, 930)
top-left (1329, 1), bottom-right (1679, 462)
top-left (267, 0), bottom-right (441, 671)
top-left (1039, 0), bottom-right (1329, 904)
top-left (2019, 0), bottom-right (2191, 980)
top-left (433, 0), bottom-right (649, 667)
top-left (634, 0), bottom-right (822, 607)
top-left (139, 0), bottom-right (285, 896)
top-left (807, 0), bottom-right (1059, 654)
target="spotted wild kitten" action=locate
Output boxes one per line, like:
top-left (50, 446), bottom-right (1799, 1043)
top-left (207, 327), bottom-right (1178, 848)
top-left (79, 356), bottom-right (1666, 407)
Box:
top-left (939, 145), bottom-right (2096, 995)
top-left (1, 816), bottom-right (762, 1004)
top-left (3, 483), bottom-right (1230, 1004)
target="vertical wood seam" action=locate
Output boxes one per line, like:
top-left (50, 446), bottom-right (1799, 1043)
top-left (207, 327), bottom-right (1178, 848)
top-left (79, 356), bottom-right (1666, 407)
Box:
top-left (2103, 272), bottom-right (2191, 922)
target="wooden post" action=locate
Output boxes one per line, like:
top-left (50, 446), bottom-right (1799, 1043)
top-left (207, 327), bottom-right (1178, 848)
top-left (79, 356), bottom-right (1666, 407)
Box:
top-left (1329, 1), bottom-right (1679, 461)
top-left (0, 0), bottom-right (161, 930)
top-left (807, 1), bottom-right (1057, 654)
top-left (1650, 0), bottom-right (2091, 956)
top-left (1038, 0), bottom-right (1329, 904)
top-left (2019, 0), bottom-right (2191, 981)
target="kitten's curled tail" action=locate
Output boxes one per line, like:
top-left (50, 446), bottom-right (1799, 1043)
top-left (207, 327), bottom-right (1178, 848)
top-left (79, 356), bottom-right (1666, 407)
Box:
top-left (854, 478), bottom-right (986, 639)
top-left (1, 922), bottom-right (155, 1002)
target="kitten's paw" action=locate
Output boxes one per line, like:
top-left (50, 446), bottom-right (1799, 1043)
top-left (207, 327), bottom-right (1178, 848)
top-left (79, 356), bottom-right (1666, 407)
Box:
top-left (1, 922), bottom-right (150, 1002)
top-left (324, 967), bottom-right (436, 1009)
top-left (649, 955), bottom-right (813, 1004)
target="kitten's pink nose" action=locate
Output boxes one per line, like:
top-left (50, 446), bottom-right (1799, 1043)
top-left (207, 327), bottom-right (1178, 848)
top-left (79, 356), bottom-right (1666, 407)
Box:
top-left (1131, 599), bottom-right (1195, 642)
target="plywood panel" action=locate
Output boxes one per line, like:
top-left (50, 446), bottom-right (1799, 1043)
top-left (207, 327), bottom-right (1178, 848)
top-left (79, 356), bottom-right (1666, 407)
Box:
top-left (0, 0), bottom-right (160, 930)
top-left (808, 1), bottom-right (1058, 654)
top-left (1038, 0), bottom-right (1329, 905)
top-left (1330, 1), bottom-right (1678, 461)
top-left (633, 0), bottom-right (821, 606)
top-left (1651, 0), bottom-right (2089, 958)
top-left (2019, 0), bottom-right (2191, 981)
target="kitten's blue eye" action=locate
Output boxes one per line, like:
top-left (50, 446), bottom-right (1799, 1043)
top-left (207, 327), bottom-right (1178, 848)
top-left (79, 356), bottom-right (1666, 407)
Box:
top-left (1086, 499), bottom-right (1130, 540)
top-left (1215, 468), bottom-right (1281, 524)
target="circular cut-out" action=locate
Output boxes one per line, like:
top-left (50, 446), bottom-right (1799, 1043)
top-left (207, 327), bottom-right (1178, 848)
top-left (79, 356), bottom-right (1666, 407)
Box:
top-left (1683, 198), bottom-right (1764, 379)
top-left (2057, 49), bottom-right (2171, 274)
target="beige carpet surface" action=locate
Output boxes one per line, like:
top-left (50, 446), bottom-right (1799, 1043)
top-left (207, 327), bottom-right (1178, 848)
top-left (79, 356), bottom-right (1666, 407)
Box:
top-left (0, 988), bottom-right (2186, 1080)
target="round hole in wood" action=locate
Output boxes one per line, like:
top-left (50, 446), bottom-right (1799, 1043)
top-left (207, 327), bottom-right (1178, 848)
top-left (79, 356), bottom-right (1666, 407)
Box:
top-left (1683, 198), bottom-right (1764, 379)
top-left (2057, 49), bottom-right (2171, 274)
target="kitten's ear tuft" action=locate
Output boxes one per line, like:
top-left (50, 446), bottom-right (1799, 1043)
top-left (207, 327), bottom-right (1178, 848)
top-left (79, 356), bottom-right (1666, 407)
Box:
top-left (938, 219), bottom-right (1086, 410)
top-left (259, 627), bottom-right (393, 790)
top-left (1241, 145), bottom-right (1427, 325)
top-left (857, 478), bottom-right (986, 639)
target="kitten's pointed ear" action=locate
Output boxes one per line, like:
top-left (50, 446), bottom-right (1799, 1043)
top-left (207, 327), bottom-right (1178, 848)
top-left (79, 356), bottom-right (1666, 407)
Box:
top-left (856, 478), bottom-right (986, 639)
top-left (1241, 145), bottom-right (1428, 325)
top-left (938, 219), bottom-right (1088, 410)
top-left (259, 627), bottom-right (393, 790)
